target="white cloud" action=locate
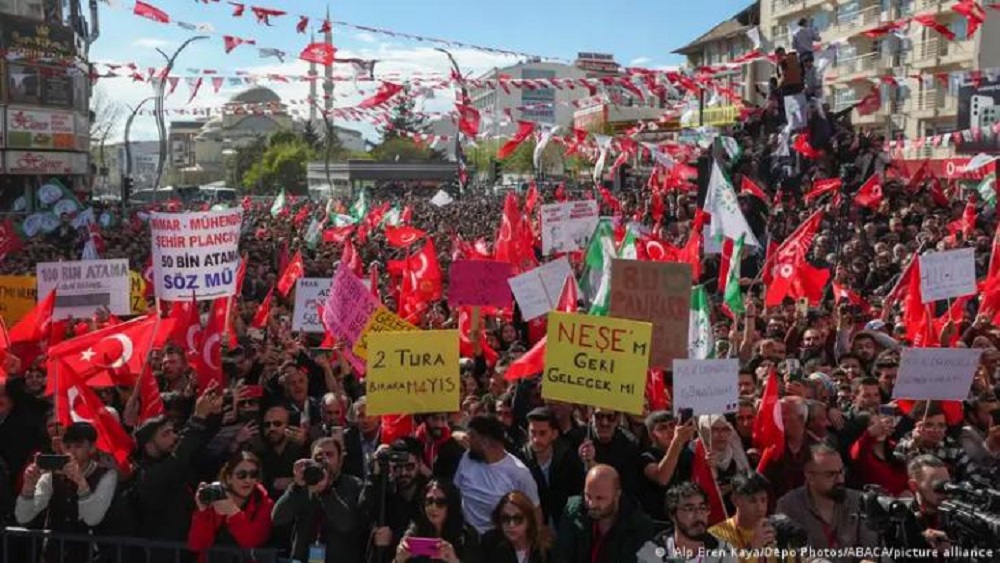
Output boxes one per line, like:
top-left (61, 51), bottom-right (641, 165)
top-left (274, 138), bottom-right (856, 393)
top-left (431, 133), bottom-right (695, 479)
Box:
top-left (353, 31), bottom-right (377, 44)
top-left (629, 57), bottom-right (651, 66)
top-left (132, 38), bottom-right (175, 51)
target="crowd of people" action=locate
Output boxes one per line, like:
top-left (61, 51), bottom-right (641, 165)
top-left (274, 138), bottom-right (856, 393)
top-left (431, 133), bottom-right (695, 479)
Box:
top-left (2, 41), bottom-right (1000, 563)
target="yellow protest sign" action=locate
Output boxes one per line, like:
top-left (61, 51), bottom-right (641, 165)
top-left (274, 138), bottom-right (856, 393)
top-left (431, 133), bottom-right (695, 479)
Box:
top-left (0, 275), bottom-right (37, 324)
top-left (129, 271), bottom-right (148, 314)
top-left (366, 330), bottom-right (460, 416)
top-left (543, 312), bottom-right (653, 415)
top-left (353, 306), bottom-right (417, 361)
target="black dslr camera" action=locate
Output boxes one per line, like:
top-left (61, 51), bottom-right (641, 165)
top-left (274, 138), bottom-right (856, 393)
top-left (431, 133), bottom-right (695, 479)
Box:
top-left (302, 459), bottom-right (326, 487)
top-left (198, 482), bottom-right (228, 504)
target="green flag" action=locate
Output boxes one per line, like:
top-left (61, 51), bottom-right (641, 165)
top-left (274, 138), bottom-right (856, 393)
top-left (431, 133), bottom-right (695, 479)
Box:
top-left (722, 235), bottom-right (745, 316)
top-left (976, 177), bottom-right (996, 208)
top-left (580, 219), bottom-right (616, 316)
top-left (270, 189), bottom-right (287, 217)
top-left (618, 226), bottom-right (638, 260)
top-left (689, 285), bottom-right (714, 360)
top-left (350, 189), bottom-right (368, 222)
top-left (304, 218), bottom-right (324, 250)
top-left (382, 205), bottom-right (401, 227)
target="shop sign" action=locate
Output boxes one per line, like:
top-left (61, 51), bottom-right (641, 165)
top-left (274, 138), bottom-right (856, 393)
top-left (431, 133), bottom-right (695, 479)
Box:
top-left (4, 150), bottom-right (88, 174)
top-left (5, 107), bottom-right (76, 150)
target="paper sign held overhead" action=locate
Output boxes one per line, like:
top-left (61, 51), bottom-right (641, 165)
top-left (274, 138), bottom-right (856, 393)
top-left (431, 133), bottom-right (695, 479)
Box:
top-left (892, 348), bottom-right (981, 401)
top-left (0, 275), bottom-right (37, 324)
top-left (149, 209), bottom-right (243, 301)
top-left (609, 260), bottom-right (691, 369)
top-left (672, 359), bottom-right (739, 416)
top-left (508, 257), bottom-right (573, 321)
top-left (542, 312), bottom-right (652, 415)
top-left (366, 330), bottom-right (460, 416)
top-left (447, 260), bottom-right (513, 308)
top-left (353, 306), bottom-right (418, 361)
top-left (919, 248), bottom-right (976, 303)
top-left (37, 259), bottom-right (130, 319)
top-left (293, 278), bottom-right (333, 333)
top-left (540, 201), bottom-right (600, 255)
top-left (323, 263), bottom-right (382, 373)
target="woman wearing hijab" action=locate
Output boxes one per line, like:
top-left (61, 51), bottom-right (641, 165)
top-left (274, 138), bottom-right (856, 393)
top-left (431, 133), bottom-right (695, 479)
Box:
top-left (690, 415), bottom-right (750, 526)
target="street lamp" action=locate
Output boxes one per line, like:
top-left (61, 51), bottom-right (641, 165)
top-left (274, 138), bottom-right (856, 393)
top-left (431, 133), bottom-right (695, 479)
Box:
top-left (152, 36), bottom-right (208, 191)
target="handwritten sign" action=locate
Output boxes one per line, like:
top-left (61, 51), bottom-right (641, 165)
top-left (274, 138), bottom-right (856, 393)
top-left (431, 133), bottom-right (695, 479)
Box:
top-left (293, 278), bottom-right (332, 333)
top-left (609, 260), bottom-right (691, 369)
top-left (508, 257), bottom-right (573, 321)
top-left (323, 264), bottom-right (381, 373)
top-left (0, 275), bottom-right (37, 324)
top-left (540, 200), bottom-right (600, 255)
top-left (892, 348), bottom-right (981, 401)
top-left (353, 306), bottom-right (418, 361)
top-left (919, 248), bottom-right (976, 303)
top-left (129, 271), bottom-right (148, 314)
top-left (672, 359), bottom-right (739, 416)
top-left (37, 259), bottom-right (130, 318)
top-left (543, 312), bottom-right (652, 415)
top-left (447, 260), bottom-right (513, 308)
top-left (150, 209), bottom-right (243, 301)
top-left (366, 330), bottom-right (460, 416)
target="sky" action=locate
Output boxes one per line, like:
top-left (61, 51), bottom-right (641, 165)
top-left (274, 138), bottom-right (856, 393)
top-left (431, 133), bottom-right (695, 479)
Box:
top-left (91, 0), bottom-right (753, 142)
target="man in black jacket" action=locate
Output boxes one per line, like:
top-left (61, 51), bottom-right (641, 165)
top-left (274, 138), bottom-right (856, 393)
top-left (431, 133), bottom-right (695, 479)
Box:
top-left (131, 384), bottom-right (221, 559)
top-left (362, 438), bottom-right (426, 563)
top-left (556, 464), bottom-right (654, 563)
top-left (517, 407), bottom-right (583, 528)
top-left (272, 437), bottom-right (366, 563)
top-left (578, 408), bottom-right (641, 496)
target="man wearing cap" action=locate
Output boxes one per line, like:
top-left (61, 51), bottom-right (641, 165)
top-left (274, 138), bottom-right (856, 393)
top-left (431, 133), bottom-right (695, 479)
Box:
top-left (16, 422), bottom-right (118, 561)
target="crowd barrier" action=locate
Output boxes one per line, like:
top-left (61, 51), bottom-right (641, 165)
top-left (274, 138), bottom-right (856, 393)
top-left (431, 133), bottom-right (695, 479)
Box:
top-left (1, 527), bottom-right (280, 563)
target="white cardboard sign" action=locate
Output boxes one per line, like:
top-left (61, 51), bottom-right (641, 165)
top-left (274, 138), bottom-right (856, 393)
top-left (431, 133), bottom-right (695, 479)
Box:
top-left (37, 259), bottom-right (130, 319)
top-left (919, 248), bottom-right (976, 303)
top-left (508, 257), bottom-right (573, 321)
top-left (150, 209), bottom-right (243, 301)
top-left (292, 278), bottom-right (333, 333)
top-left (892, 348), bottom-right (981, 401)
top-left (540, 200), bottom-right (599, 255)
top-left (671, 359), bottom-right (740, 416)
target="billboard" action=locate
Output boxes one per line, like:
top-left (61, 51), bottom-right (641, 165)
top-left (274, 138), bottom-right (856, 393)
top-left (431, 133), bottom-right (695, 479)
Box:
top-left (956, 77), bottom-right (1000, 154)
top-left (521, 69), bottom-right (556, 123)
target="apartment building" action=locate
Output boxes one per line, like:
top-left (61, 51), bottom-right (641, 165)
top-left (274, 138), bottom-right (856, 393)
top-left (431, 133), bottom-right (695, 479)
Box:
top-left (761, 0), bottom-right (1000, 161)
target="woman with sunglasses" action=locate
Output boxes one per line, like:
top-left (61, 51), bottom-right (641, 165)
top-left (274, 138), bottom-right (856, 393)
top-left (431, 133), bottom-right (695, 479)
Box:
top-left (395, 479), bottom-right (481, 563)
top-left (482, 491), bottom-right (552, 563)
top-left (188, 451), bottom-right (274, 561)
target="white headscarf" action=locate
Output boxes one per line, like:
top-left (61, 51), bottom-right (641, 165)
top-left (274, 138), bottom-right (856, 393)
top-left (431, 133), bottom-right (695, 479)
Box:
top-left (696, 415), bottom-right (750, 472)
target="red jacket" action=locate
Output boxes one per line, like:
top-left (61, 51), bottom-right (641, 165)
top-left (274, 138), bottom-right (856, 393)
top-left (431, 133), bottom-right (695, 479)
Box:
top-left (850, 430), bottom-right (908, 496)
top-left (188, 484), bottom-right (274, 556)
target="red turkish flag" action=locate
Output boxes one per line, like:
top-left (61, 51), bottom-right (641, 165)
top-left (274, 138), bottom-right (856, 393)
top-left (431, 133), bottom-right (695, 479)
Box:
top-left (853, 175), bottom-right (883, 209)
top-left (136, 362), bottom-right (164, 424)
top-left (505, 275), bottom-right (578, 381)
top-left (524, 181), bottom-right (539, 214)
top-left (739, 176), bottom-right (769, 203)
top-left (456, 103), bottom-right (481, 137)
top-left (134, 0), bottom-right (170, 23)
top-left (167, 297), bottom-right (201, 354)
top-left (765, 209), bottom-right (829, 307)
top-left (189, 298), bottom-right (227, 392)
top-left (277, 251), bottom-right (305, 296)
top-left (341, 237), bottom-right (363, 277)
top-left (299, 42), bottom-right (336, 66)
top-left (855, 89), bottom-right (881, 116)
top-left (406, 239), bottom-right (443, 303)
top-left (0, 218), bottom-right (24, 257)
top-left (497, 121), bottom-right (536, 159)
top-left (9, 289), bottom-right (56, 345)
top-left (914, 14), bottom-right (956, 40)
top-left (753, 369), bottom-right (785, 470)
top-left (46, 314), bottom-right (167, 388)
top-left (322, 225), bottom-right (355, 244)
top-left (53, 364), bottom-right (134, 468)
top-left (358, 82), bottom-right (404, 109)
top-left (803, 177), bottom-right (842, 203)
top-left (251, 287), bottom-right (274, 329)
top-left (385, 226), bottom-right (426, 248)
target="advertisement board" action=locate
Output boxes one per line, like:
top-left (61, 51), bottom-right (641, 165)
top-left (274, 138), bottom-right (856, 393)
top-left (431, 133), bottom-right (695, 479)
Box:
top-left (956, 76), bottom-right (1000, 154)
top-left (3, 150), bottom-right (88, 174)
top-left (5, 106), bottom-right (77, 150)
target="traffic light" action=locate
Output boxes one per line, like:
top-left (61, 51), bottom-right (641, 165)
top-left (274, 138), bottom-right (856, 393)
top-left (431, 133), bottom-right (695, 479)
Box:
top-left (491, 159), bottom-right (502, 182)
top-left (122, 176), bottom-right (134, 204)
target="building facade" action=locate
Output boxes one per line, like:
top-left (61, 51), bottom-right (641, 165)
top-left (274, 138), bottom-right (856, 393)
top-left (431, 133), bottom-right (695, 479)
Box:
top-left (760, 0), bottom-right (1000, 160)
top-left (469, 60), bottom-right (590, 138)
top-left (0, 0), bottom-right (94, 213)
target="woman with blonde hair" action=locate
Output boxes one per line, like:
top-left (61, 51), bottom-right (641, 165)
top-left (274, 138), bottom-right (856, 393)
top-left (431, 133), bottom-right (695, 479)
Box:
top-left (482, 491), bottom-right (552, 563)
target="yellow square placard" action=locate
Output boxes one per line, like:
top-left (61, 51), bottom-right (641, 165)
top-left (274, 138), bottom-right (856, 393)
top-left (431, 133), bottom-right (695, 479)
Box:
top-left (352, 306), bottom-right (417, 361)
top-left (543, 312), bottom-right (652, 415)
top-left (366, 330), bottom-right (460, 416)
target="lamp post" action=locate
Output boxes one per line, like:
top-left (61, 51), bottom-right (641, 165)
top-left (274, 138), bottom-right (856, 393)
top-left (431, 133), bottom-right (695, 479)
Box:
top-left (152, 36), bottom-right (208, 191)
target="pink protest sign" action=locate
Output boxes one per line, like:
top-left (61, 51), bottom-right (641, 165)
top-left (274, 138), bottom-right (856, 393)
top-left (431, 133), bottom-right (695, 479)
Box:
top-left (322, 263), bottom-right (381, 373)
top-left (448, 260), bottom-right (513, 308)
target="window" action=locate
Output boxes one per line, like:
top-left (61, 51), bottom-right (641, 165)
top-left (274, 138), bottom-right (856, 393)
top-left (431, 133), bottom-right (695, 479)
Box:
top-left (812, 11), bottom-right (831, 32)
top-left (0, 0), bottom-right (45, 19)
top-left (949, 18), bottom-right (968, 41)
top-left (8, 64), bottom-right (42, 104)
top-left (837, 0), bottom-right (861, 24)
top-left (897, 0), bottom-right (914, 17)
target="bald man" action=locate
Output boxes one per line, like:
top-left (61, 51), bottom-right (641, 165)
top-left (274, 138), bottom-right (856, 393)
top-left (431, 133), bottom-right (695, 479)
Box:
top-left (556, 464), bottom-right (654, 563)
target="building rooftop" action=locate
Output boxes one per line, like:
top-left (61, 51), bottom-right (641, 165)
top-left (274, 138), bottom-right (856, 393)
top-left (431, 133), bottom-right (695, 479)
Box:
top-left (672, 1), bottom-right (759, 55)
top-left (230, 86), bottom-right (282, 105)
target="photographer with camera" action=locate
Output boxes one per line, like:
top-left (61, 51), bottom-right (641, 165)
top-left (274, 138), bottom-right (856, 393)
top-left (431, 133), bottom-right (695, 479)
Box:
top-left (188, 451), bottom-right (274, 562)
top-left (272, 437), bottom-right (366, 563)
top-left (897, 455), bottom-right (954, 557)
top-left (709, 472), bottom-right (789, 559)
top-left (960, 393), bottom-right (1000, 472)
top-left (362, 438), bottom-right (428, 563)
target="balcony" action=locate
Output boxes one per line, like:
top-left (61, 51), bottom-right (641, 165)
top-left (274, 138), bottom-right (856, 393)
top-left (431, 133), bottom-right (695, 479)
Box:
top-left (770, 0), bottom-right (824, 17)
top-left (940, 38), bottom-right (975, 66)
top-left (910, 88), bottom-right (959, 118)
top-left (906, 38), bottom-right (943, 68)
top-left (826, 51), bottom-right (881, 83)
top-left (831, 5), bottom-right (883, 38)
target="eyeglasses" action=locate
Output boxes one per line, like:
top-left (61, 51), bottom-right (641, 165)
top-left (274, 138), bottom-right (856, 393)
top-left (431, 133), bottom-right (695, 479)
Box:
top-left (500, 514), bottom-right (525, 526)
top-left (677, 504), bottom-right (710, 514)
top-left (233, 469), bottom-right (259, 480)
top-left (425, 497), bottom-right (448, 508)
top-left (263, 420), bottom-right (286, 428)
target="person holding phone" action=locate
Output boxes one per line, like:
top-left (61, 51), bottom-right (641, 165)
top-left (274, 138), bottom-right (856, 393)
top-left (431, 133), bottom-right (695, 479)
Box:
top-left (394, 480), bottom-right (481, 563)
top-left (848, 403), bottom-right (906, 496)
top-left (639, 411), bottom-right (695, 523)
top-left (15, 422), bottom-right (118, 561)
top-left (188, 451), bottom-right (274, 562)
top-left (481, 491), bottom-right (552, 563)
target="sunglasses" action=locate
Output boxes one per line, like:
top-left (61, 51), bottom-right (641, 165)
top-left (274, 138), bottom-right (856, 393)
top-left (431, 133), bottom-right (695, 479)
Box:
top-left (263, 421), bottom-right (286, 428)
top-left (500, 514), bottom-right (525, 526)
top-left (424, 497), bottom-right (448, 508)
top-left (233, 469), bottom-right (259, 480)
top-left (594, 413), bottom-right (617, 422)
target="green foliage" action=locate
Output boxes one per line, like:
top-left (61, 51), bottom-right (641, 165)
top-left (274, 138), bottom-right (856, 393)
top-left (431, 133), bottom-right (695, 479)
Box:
top-left (241, 134), bottom-right (313, 195)
top-left (378, 90), bottom-right (427, 141)
top-left (370, 137), bottom-right (440, 163)
top-left (229, 136), bottom-right (268, 190)
top-left (369, 87), bottom-right (445, 162)
top-left (302, 120), bottom-right (321, 152)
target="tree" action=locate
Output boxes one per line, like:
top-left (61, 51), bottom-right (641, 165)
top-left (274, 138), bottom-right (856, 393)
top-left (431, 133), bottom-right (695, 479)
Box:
top-left (301, 120), bottom-right (321, 152)
top-left (370, 137), bottom-right (440, 163)
top-left (369, 87), bottom-right (446, 162)
top-left (229, 135), bottom-right (267, 190)
top-left (378, 88), bottom-right (428, 142)
top-left (90, 88), bottom-right (125, 142)
top-left (241, 135), bottom-right (314, 195)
